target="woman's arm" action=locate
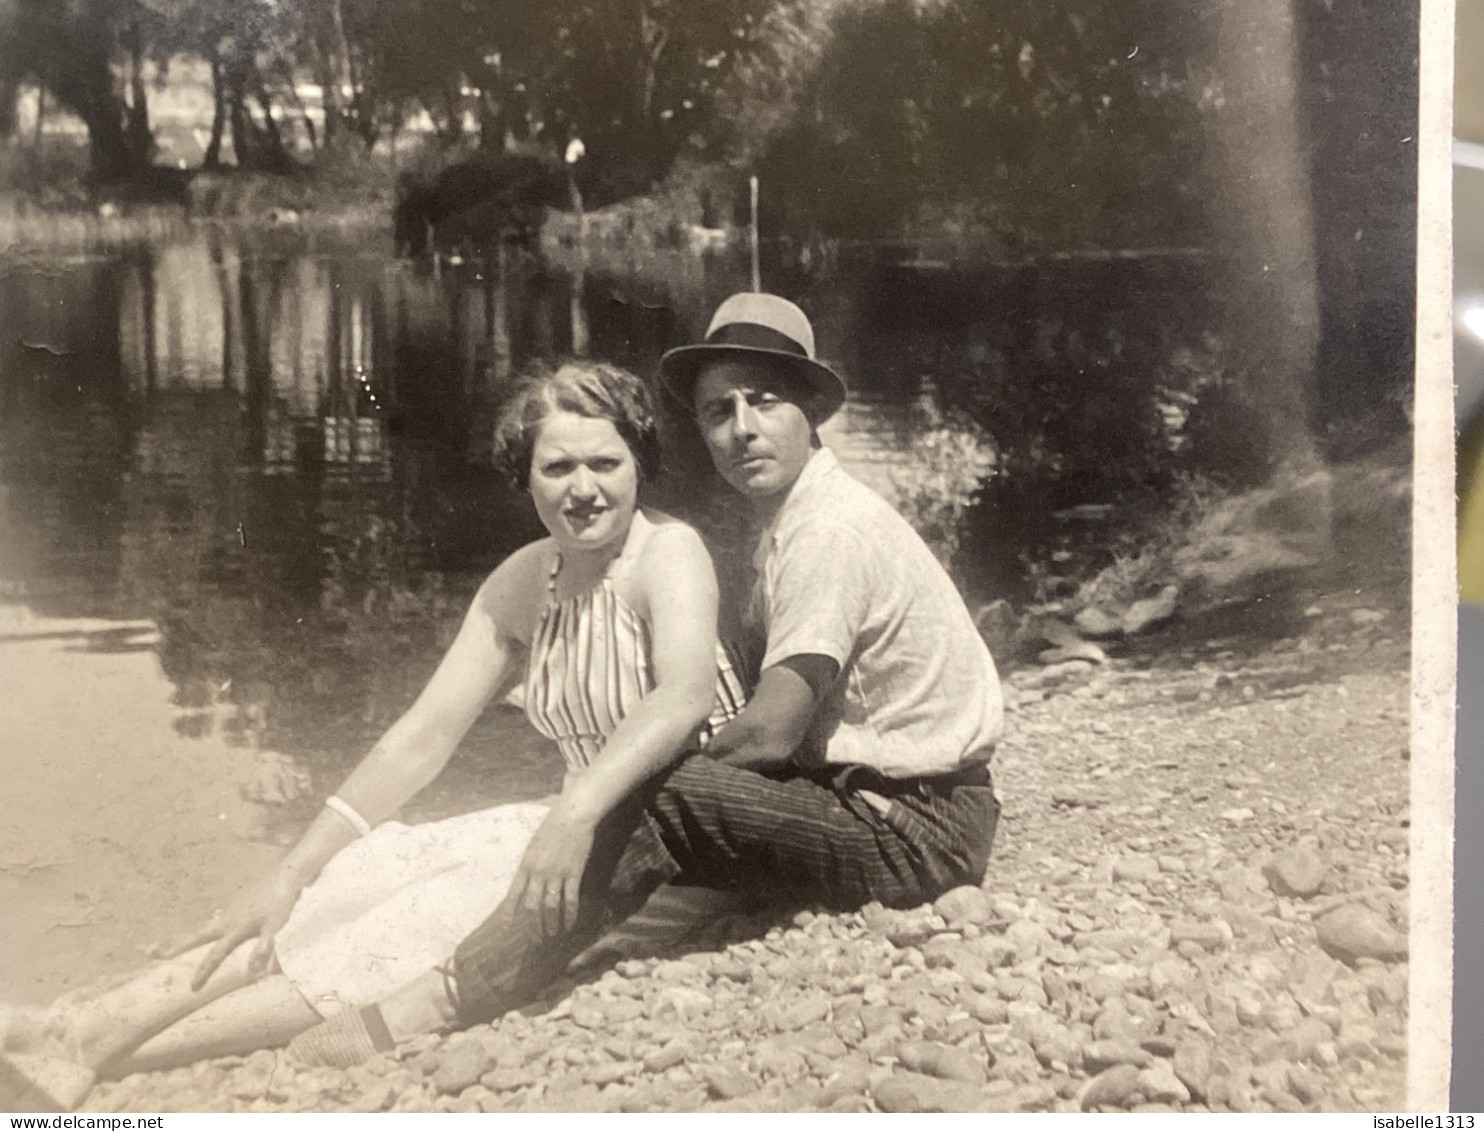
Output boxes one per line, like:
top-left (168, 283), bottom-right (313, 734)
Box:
top-left (510, 522), bottom-right (721, 936)
top-left (191, 547), bottom-right (540, 987)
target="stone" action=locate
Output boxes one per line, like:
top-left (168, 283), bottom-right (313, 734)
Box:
top-left (1078, 1064), bottom-right (1143, 1111)
top-left (584, 1059), bottom-right (638, 1088)
top-left (1083, 1039), bottom-right (1152, 1072)
top-left (1122, 585), bottom-right (1179, 636)
top-left (1263, 849), bottom-right (1328, 899)
top-left (964, 993), bottom-right (1010, 1026)
top-left (933, 885), bottom-right (992, 927)
top-left (1173, 1039), bottom-right (1213, 1099)
top-left (1220, 808), bottom-right (1255, 823)
top-left (703, 1066), bottom-right (758, 1101)
top-left (873, 1072), bottom-right (981, 1114)
top-left (1170, 920), bottom-right (1226, 952)
top-left (1112, 855), bottom-right (1161, 884)
top-left (1039, 641), bottom-right (1108, 665)
top-left (1314, 906), bottom-right (1408, 965)
top-left (896, 1040), bottom-right (986, 1084)
top-left (1137, 1064), bottom-right (1191, 1105)
top-left (1003, 918), bottom-right (1054, 960)
top-left (1074, 606), bottom-right (1123, 638)
top-left (432, 1039), bottom-right (492, 1097)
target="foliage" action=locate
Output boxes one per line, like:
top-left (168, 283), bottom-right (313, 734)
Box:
top-left (887, 405), bottom-right (996, 573)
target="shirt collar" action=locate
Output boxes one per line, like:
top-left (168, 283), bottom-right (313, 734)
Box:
top-left (754, 447), bottom-right (840, 561)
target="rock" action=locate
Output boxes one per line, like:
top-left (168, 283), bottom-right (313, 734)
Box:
top-left (1074, 606), bottom-right (1123, 638)
top-left (1170, 921), bottom-right (1226, 952)
top-left (1121, 585), bottom-right (1180, 636)
top-left (895, 1041), bottom-right (985, 1084)
top-left (643, 1039), bottom-right (693, 1074)
top-left (1314, 906), bottom-right (1408, 965)
top-left (432, 1039), bottom-right (492, 1096)
top-left (1050, 786), bottom-right (1106, 810)
top-left (585, 1060), bottom-right (637, 1087)
top-left (1039, 641), bottom-right (1108, 665)
top-left (1083, 1039), bottom-right (1151, 1072)
top-left (1220, 808), bottom-right (1255, 823)
top-left (1038, 660), bottom-right (1095, 683)
top-left (873, 1072), bottom-right (981, 1113)
top-left (1172, 1039), bottom-right (1213, 1099)
top-left (1078, 1064), bottom-right (1143, 1111)
top-left (1112, 855), bottom-right (1161, 884)
top-left (964, 992), bottom-right (1009, 1026)
top-left (1003, 918), bottom-right (1054, 960)
top-left (1263, 849), bottom-right (1328, 898)
top-left (933, 885), bottom-right (992, 927)
top-left (703, 1065), bottom-right (758, 1101)
top-left (1137, 1064), bottom-right (1191, 1105)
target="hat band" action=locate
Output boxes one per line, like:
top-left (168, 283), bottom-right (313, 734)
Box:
top-left (705, 322), bottom-right (810, 358)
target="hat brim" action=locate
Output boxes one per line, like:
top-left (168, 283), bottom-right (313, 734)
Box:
top-left (658, 343), bottom-right (847, 424)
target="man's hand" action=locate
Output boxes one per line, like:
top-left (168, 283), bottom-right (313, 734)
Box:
top-left (509, 808), bottom-right (597, 938)
top-left (187, 875), bottom-right (303, 991)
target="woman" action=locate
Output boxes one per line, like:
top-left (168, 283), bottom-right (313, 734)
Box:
top-left (1, 360), bottom-right (745, 1110)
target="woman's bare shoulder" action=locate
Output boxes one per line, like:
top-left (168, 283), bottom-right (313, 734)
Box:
top-left (637, 510), bottom-right (710, 559)
top-left (472, 539), bottom-right (556, 629)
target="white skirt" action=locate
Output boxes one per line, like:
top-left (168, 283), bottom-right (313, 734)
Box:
top-left (273, 802), bottom-right (551, 1017)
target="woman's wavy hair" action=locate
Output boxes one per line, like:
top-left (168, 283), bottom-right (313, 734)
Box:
top-left (493, 360), bottom-right (662, 491)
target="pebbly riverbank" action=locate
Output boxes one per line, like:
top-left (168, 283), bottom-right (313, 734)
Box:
top-left (79, 594), bottom-right (1411, 1114)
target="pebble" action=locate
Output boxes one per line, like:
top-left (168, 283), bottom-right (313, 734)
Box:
top-left (431, 1040), bottom-right (491, 1097)
top-left (933, 885), bottom-right (992, 927)
top-left (1112, 855), bottom-right (1161, 884)
top-left (703, 1065), bottom-right (758, 1101)
top-left (1083, 1039), bottom-right (1151, 1072)
top-left (1137, 1064), bottom-right (1192, 1104)
top-left (1079, 1064), bottom-right (1143, 1111)
top-left (1263, 849), bottom-right (1328, 898)
top-left (1314, 905), bottom-right (1408, 965)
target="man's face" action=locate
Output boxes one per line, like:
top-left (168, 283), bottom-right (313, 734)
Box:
top-left (693, 358), bottom-right (816, 503)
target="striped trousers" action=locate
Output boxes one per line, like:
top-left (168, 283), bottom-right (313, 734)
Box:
top-left (449, 755), bottom-right (999, 1026)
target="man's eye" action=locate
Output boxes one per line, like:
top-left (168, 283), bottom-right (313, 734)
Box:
top-left (753, 393), bottom-right (782, 408)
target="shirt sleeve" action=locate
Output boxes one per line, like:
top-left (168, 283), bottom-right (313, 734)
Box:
top-left (760, 523), bottom-right (871, 673)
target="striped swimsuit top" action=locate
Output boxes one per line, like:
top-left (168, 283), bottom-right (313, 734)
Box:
top-left (523, 547), bottom-right (748, 773)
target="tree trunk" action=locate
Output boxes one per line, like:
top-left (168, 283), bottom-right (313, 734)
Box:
top-left (1201, 0), bottom-right (1321, 479)
top-left (124, 17), bottom-right (152, 170)
top-left (0, 76), bottom-right (18, 138)
top-left (203, 55), bottom-right (226, 169)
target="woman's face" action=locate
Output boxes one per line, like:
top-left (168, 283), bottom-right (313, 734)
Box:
top-left (528, 411), bottom-right (640, 556)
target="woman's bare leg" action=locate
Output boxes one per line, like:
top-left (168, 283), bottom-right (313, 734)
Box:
top-left (4, 941), bottom-right (266, 1071)
top-left (107, 976), bottom-right (321, 1076)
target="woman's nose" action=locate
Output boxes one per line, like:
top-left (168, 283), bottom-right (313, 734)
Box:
top-left (570, 466), bottom-right (597, 495)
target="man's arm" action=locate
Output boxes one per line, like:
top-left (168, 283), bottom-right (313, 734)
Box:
top-left (706, 653), bottom-right (839, 773)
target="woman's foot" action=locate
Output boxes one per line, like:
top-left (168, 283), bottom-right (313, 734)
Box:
top-left (0, 1006), bottom-right (95, 1110)
top-left (0, 1052), bottom-right (95, 1112)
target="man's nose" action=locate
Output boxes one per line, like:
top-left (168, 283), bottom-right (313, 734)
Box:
top-left (730, 396), bottom-right (759, 438)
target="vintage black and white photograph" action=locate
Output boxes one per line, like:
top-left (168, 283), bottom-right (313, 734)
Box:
top-left (0, 0), bottom-right (1442, 1114)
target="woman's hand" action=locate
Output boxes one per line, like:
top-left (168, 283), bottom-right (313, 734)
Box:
top-left (187, 874), bottom-right (304, 991)
top-left (509, 808), bottom-right (597, 939)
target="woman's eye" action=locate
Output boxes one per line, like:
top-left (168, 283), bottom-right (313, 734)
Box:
top-left (590, 458), bottom-right (620, 473)
top-left (542, 460), bottom-right (575, 477)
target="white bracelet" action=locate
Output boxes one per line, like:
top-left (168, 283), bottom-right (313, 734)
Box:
top-left (325, 795), bottom-right (373, 838)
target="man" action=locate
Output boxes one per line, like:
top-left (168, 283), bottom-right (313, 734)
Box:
top-left (288, 293), bottom-right (1004, 1062)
